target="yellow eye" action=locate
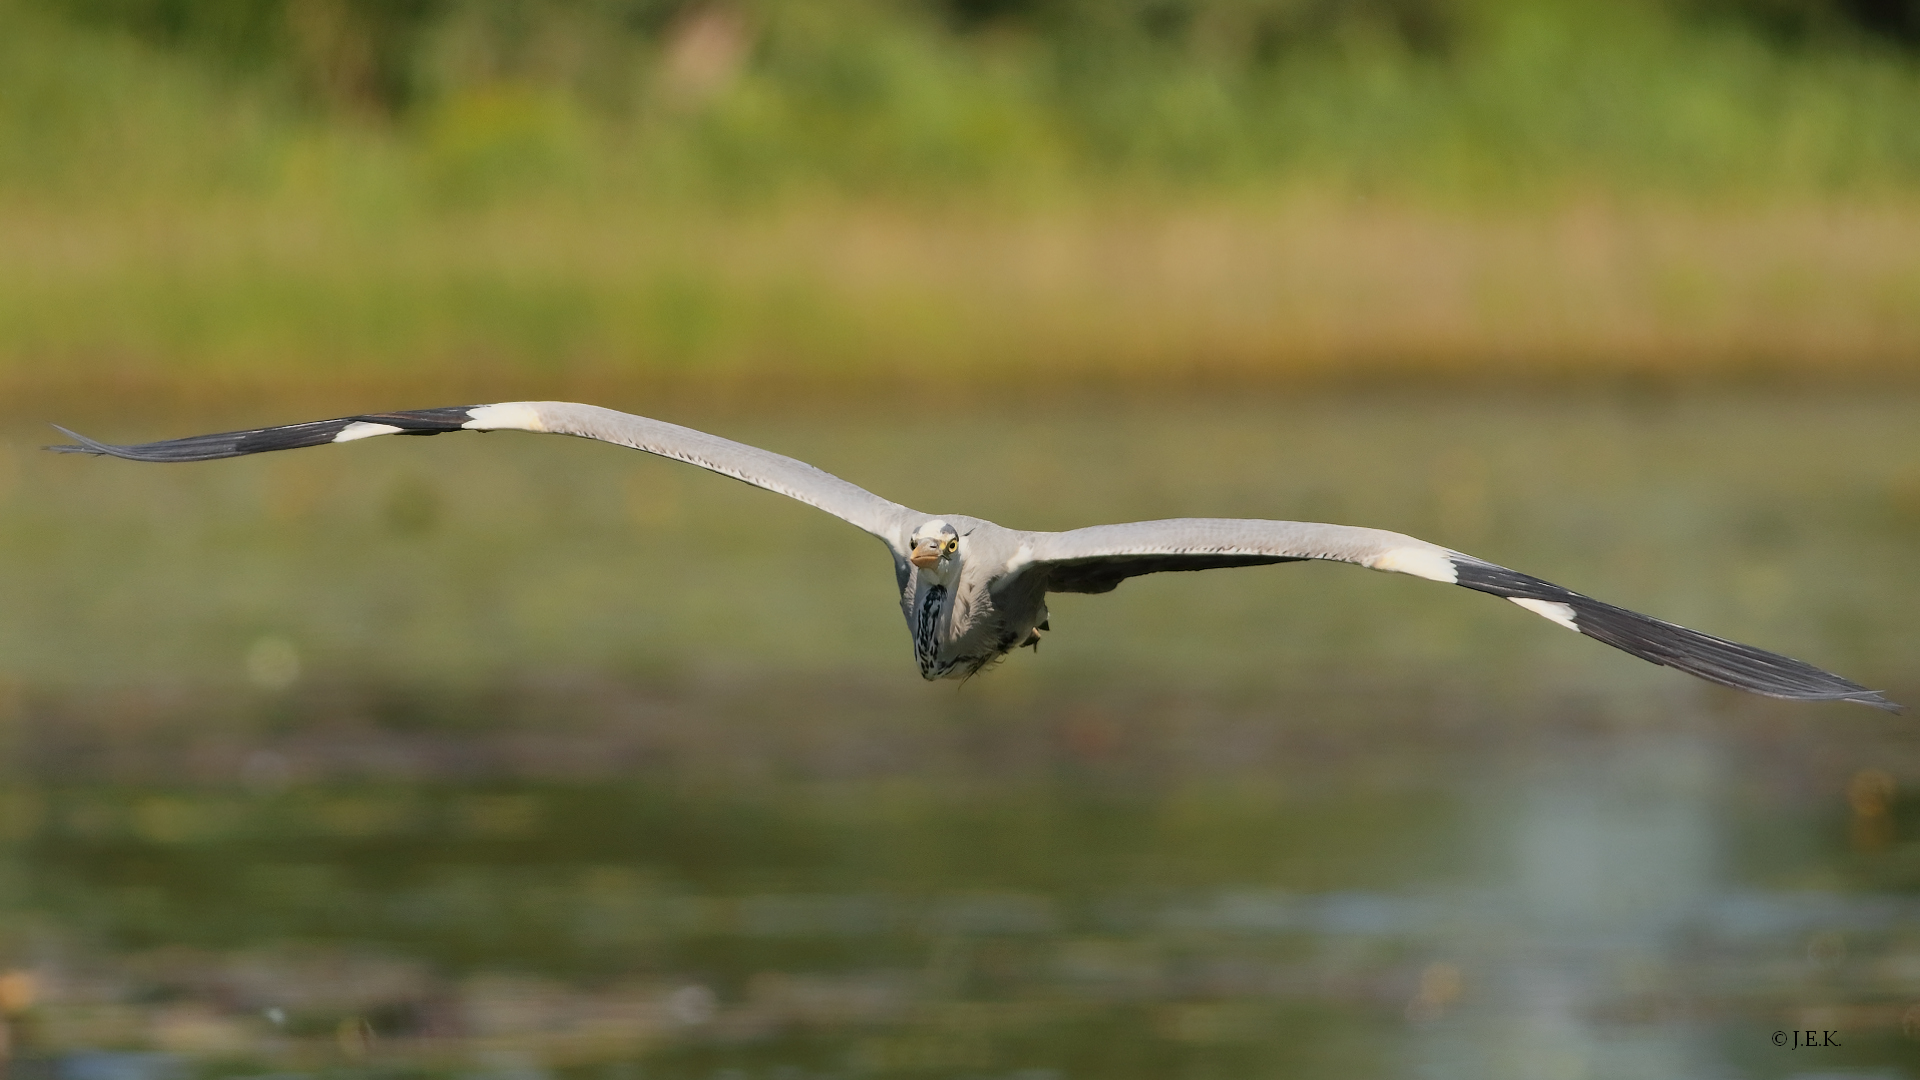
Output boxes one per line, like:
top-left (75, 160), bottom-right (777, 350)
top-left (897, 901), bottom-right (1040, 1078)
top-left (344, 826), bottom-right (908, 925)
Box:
top-left (944, 539), bottom-right (957, 553)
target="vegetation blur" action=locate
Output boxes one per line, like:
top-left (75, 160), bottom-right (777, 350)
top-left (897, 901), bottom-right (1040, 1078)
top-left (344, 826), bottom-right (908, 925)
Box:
top-left (5, 0), bottom-right (1920, 394)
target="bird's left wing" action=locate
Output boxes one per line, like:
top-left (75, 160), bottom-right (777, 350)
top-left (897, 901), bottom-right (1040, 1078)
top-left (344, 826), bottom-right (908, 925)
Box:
top-left (997, 518), bottom-right (1898, 710)
top-left (47, 402), bottom-right (920, 550)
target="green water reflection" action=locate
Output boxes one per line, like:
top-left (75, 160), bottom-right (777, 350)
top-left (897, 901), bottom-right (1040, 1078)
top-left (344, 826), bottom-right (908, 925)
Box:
top-left (5, 773), bottom-right (1427, 1078)
top-left (5, 713), bottom-right (1920, 1080)
top-left (0, 394), bottom-right (1914, 1078)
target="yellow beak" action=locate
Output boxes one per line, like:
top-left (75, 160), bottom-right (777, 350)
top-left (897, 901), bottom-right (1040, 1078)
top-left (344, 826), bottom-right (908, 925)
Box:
top-left (909, 541), bottom-right (942, 569)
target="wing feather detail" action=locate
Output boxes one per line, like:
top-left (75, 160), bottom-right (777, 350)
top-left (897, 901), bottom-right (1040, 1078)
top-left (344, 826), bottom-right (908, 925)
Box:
top-left (48, 402), bottom-right (918, 549)
top-left (1001, 518), bottom-right (1898, 710)
top-left (48, 407), bottom-right (477, 461)
top-left (1448, 557), bottom-right (1898, 711)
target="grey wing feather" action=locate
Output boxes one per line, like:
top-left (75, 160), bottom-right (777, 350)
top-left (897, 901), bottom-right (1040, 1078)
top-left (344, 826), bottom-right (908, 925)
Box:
top-left (47, 401), bottom-right (920, 550)
top-left (509, 402), bottom-right (918, 547)
top-left (1003, 518), bottom-right (1899, 711)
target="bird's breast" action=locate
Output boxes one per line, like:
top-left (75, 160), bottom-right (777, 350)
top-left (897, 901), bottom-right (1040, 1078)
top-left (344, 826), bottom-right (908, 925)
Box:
top-left (912, 583), bottom-right (950, 676)
top-left (909, 573), bottom-right (1036, 680)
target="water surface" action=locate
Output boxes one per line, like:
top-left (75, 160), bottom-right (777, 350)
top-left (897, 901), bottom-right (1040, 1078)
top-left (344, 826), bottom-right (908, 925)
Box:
top-left (0, 393), bottom-right (1913, 1078)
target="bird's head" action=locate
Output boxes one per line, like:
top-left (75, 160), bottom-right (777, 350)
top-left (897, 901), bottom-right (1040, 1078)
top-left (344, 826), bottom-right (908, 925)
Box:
top-left (908, 520), bottom-right (961, 577)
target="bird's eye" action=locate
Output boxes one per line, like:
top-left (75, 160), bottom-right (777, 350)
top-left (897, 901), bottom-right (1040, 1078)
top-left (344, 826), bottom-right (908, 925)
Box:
top-left (944, 539), bottom-right (957, 553)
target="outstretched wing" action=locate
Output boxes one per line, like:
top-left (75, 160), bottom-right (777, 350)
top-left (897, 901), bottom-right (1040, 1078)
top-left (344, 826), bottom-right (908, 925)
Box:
top-left (998, 518), bottom-right (1899, 710)
top-left (47, 401), bottom-right (921, 550)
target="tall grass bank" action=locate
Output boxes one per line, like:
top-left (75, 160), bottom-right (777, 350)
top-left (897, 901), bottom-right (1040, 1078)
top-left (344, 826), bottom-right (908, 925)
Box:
top-left (4, 0), bottom-right (1920, 395)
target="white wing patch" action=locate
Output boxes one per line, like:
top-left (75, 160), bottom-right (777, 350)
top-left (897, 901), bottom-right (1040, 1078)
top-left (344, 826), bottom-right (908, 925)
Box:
top-left (1510, 596), bottom-right (1580, 631)
top-left (1004, 544), bottom-right (1034, 574)
top-left (462, 403), bottom-right (547, 433)
top-left (1371, 547), bottom-right (1459, 583)
top-left (333, 422), bottom-right (403, 443)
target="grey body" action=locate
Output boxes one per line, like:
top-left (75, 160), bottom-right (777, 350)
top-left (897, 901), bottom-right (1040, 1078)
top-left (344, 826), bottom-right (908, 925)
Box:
top-left (47, 401), bottom-right (1899, 709)
top-left (896, 515), bottom-right (1409, 681)
top-left (895, 516), bottom-right (1038, 679)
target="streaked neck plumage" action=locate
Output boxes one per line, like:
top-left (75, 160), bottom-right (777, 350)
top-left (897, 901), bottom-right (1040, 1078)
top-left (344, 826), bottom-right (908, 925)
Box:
top-left (904, 516), bottom-right (981, 679)
top-left (909, 550), bottom-right (964, 677)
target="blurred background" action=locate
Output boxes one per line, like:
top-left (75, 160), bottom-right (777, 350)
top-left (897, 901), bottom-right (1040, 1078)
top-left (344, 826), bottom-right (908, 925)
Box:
top-left (3, 0), bottom-right (1920, 1077)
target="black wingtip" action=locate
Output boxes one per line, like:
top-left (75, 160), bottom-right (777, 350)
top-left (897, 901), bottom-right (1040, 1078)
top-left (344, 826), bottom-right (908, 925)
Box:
top-left (1769, 686), bottom-right (1901, 712)
top-left (40, 408), bottom-right (481, 463)
top-left (1846, 691), bottom-right (1904, 714)
top-left (45, 425), bottom-right (112, 456)
top-left (42, 421), bottom-right (259, 462)
top-left (1452, 558), bottom-right (1899, 712)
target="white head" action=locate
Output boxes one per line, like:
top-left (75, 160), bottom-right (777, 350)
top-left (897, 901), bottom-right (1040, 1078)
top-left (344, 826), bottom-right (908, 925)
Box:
top-left (907, 519), bottom-right (961, 580)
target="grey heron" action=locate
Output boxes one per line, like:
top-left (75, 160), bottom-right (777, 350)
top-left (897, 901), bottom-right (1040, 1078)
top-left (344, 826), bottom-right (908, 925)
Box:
top-left (48, 401), bottom-right (1898, 710)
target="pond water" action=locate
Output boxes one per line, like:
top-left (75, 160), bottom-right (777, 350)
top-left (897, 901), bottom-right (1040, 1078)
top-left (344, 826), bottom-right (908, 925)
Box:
top-left (0, 392), bottom-right (1914, 1079)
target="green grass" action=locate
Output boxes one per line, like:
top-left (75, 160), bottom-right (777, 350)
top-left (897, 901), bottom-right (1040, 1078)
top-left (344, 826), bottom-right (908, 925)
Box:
top-left (11, 0), bottom-right (1920, 204)
top-left (4, 0), bottom-right (1920, 392)
top-left (5, 199), bottom-right (1920, 398)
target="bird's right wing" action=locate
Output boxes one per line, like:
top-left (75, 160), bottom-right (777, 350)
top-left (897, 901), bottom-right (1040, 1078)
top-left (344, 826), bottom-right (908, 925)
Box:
top-left (47, 401), bottom-right (922, 552)
top-left (997, 517), bottom-right (1898, 710)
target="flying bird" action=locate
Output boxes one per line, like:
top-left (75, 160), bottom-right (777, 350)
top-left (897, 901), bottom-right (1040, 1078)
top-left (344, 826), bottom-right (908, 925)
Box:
top-left (48, 401), bottom-right (1898, 710)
